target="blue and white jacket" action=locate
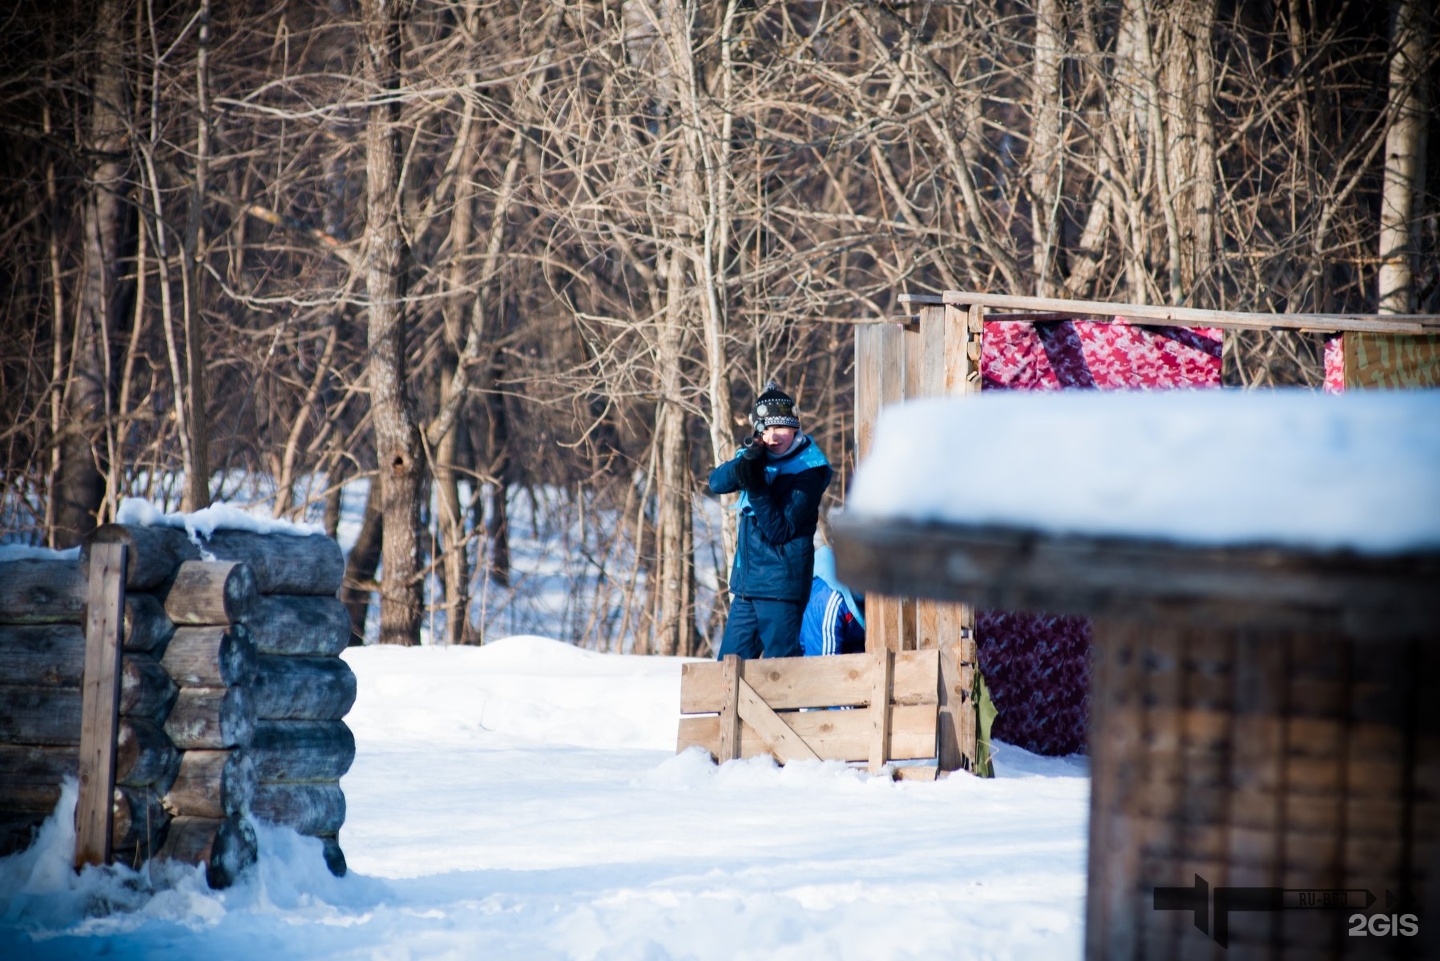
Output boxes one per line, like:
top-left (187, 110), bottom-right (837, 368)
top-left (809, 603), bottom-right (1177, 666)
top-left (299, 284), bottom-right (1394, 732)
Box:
top-left (708, 434), bottom-right (832, 603)
top-left (800, 546), bottom-right (867, 656)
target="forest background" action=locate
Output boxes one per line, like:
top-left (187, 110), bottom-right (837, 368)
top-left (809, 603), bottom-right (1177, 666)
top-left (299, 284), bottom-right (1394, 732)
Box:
top-left (2, 0), bottom-right (1435, 655)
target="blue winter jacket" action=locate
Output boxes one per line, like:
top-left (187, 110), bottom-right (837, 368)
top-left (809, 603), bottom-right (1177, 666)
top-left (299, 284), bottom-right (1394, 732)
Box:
top-left (708, 434), bottom-right (832, 603)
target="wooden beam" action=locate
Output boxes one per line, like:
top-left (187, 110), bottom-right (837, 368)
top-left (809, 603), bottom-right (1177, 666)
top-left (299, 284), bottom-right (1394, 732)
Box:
top-left (869, 648), bottom-right (895, 774)
top-left (831, 517), bottom-right (1440, 640)
top-left (75, 542), bottom-right (126, 870)
top-left (677, 703), bottom-right (939, 763)
top-left (919, 291), bottom-right (1440, 335)
top-left (717, 654), bottom-right (742, 762)
top-left (680, 649), bottom-right (939, 714)
top-left (736, 677), bottom-right (821, 763)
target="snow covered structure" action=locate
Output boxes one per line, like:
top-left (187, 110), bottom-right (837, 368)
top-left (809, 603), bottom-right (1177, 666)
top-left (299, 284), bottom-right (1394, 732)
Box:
top-left (852, 292), bottom-right (1440, 762)
top-left (0, 521), bottom-right (354, 886)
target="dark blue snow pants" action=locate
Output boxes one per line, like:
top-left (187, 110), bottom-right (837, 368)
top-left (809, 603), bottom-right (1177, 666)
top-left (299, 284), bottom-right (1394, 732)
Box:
top-left (717, 596), bottom-right (804, 660)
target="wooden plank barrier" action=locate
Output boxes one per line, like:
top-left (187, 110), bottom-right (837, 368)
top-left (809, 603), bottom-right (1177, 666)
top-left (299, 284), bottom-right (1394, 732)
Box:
top-left (678, 649), bottom-right (941, 777)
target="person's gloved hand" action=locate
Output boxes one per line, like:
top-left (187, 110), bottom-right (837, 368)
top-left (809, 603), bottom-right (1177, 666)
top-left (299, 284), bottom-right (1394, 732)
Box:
top-left (736, 435), bottom-right (765, 490)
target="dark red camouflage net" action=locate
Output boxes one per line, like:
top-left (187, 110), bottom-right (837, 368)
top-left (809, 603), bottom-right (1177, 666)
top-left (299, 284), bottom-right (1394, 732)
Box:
top-left (974, 316), bottom-right (1222, 756)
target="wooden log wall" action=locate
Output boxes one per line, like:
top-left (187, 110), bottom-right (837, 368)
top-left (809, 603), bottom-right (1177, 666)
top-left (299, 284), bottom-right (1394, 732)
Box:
top-left (238, 558), bottom-right (354, 878)
top-left (1, 524), bottom-right (354, 885)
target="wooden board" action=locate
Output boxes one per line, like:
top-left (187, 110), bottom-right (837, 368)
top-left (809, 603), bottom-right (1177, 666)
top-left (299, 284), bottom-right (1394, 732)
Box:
top-left (831, 518), bottom-right (1440, 640)
top-left (678, 703), bottom-right (939, 763)
top-left (680, 650), bottom-right (939, 714)
top-left (0, 559), bottom-right (86, 624)
top-left (0, 743), bottom-right (79, 811)
top-left (75, 541), bottom-right (126, 869)
top-left (0, 624), bottom-right (85, 686)
top-left (905, 290), bottom-right (1440, 335)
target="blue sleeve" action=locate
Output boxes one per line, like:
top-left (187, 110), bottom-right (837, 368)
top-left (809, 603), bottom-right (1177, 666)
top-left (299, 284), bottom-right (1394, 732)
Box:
top-left (708, 453), bottom-right (745, 495)
top-left (746, 465), bottom-right (831, 545)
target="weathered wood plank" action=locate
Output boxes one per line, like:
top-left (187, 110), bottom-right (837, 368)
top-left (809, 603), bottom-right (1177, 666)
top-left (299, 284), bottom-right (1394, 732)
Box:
top-left (736, 677), bottom-right (820, 763)
top-left (161, 625), bottom-right (257, 688)
top-left (163, 749), bottom-right (256, 819)
top-left (238, 595), bottom-right (351, 656)
top-left (250, 654), bottom-right (356, 721)
top-left (164, 686), bottom-right (254, 750)
top-left (717, 655), bottom-right (741, 762)
top-left (157, 814), bottom-right (257, 889)
top-left (869, 649), bottom-right (894, 773)
top-left (909, 290), bottom-right (1440, 335)
top-left (0, 629), bottom-right (172, 720)
top-left (0, 743), bottom-right (78, 811)
top-left (0, 559), bottom-right (86, 624)
top-left (0, 684), bottom-right (81, 745)
top-left (75, 541), bottom-right (126, 869)
top-left (250, 720), bottom-right (356, 782)
top-left (201, 530), bottom-right (345, 596)
top-left (251, 782), bottom-right (346, 836)
top-left (162, 561), bottom-right (258, 626)
top-left (677, 704), bottom-right (938, 763)
top-left (831, 518), bottom-right (1440, 639)
top-left (115, 717), bottom-right (181, 790)
top-left (0, 623), bottom-right (84, 686)
top-left (680, 650), bottom-right (939, 714)
top-left (83, 525), bottom-right (199, 591)
top-left (854, 323), bottom-right (882, 463)
top-left (936, 603), bottom-right (977, 773)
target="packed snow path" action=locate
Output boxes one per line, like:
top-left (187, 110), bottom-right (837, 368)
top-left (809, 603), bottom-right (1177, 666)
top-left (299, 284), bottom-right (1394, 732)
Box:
top-left (1, 638), bottom-right (1088, 960)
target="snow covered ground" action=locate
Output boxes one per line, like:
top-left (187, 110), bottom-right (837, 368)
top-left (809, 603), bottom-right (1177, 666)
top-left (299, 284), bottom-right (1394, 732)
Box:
top-left (0, 637), bottom-right (1090, 960)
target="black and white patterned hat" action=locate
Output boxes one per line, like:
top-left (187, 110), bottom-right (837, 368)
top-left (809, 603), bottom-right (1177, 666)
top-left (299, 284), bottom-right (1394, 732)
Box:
top-left (752, 381), bottom-right (800, 431)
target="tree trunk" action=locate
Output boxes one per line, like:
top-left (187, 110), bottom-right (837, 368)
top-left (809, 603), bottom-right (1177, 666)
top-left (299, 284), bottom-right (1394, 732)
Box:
top-left (341, 480), bottom-right (383, 645)
top-left (360, 0), bottom-right (423, 645)
top-left (55, 0), bottom-right (128, 547)
top-left (1378, 0), bottom-right (1430, 313)
top-left (652, 248), bottom-right (694, 658)
top-left (1029, 0), bottom-right (1065, 297)
top-left (180, 0), bottom-right (212, 511)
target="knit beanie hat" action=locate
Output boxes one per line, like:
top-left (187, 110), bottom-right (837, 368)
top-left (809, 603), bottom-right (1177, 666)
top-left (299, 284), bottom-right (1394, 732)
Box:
top-left (752, 381), bottom-right (801, 432)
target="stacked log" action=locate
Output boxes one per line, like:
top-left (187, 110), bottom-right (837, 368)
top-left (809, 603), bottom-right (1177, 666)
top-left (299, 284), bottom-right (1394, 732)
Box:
top-left (148, 559), bottom-right (259, 886)
top-left (232, 539), bottom-right (354, 878)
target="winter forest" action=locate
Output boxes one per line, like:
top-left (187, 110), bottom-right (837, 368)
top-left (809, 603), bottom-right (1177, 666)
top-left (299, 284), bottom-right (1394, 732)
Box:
top-left (2, 0), bottom-right (1437, 654)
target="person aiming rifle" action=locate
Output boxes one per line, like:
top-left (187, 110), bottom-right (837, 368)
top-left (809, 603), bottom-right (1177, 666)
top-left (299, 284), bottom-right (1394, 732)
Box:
top-left (708, 382), bottom-right (833, 659)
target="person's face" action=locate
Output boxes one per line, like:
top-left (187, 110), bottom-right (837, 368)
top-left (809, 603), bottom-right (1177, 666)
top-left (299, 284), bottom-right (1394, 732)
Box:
top-left (760, 425), bottom-right (797, 451)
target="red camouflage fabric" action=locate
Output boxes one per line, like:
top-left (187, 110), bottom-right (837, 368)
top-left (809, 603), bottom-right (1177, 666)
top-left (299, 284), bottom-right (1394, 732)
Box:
top-left (976, 317), bottom-right (1223, 757)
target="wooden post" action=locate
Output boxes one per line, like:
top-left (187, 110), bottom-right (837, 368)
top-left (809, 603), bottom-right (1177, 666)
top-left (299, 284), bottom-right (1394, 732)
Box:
top-left (869, 648), bottom-right (895, 774)
top-left (856, 321), bottom-right (908, 654)
top-left (928, 302), bottom-right (983, 773)
top-left (718, 654), bottom-right (742, 762)
top-left (75, 542), bottom-right (126, 869)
